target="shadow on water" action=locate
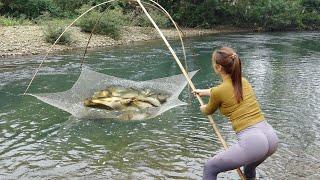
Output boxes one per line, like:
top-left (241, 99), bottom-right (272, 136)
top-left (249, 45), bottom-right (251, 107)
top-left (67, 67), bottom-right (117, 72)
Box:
top-left (0, 31), bottom-right (320, 179)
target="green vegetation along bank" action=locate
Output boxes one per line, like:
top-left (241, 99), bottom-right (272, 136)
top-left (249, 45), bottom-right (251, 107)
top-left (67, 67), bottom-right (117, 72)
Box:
top-left (1, 0), bottom-right (319, 30)
top-left (0, 0), bottom-right (319, 57)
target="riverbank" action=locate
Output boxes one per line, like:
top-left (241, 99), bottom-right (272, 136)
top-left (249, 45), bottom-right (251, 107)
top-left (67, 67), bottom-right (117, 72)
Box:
top-left (0, 25), bottom-right (251, 58)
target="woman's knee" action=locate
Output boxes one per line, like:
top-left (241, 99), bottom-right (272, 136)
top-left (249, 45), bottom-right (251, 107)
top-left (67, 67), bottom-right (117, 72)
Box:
top-left (204, 155), bottom-right (238, 175)
top-left (203, 157), bottom-right (221, 175)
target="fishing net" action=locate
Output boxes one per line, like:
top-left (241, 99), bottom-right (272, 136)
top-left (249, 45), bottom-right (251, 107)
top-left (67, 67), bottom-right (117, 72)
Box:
top-left (28, 67), bottom-right (198, 120)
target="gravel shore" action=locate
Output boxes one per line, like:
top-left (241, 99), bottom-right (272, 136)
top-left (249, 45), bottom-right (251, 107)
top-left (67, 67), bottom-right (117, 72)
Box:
top-left (0, 25), bottom-right (249, 58)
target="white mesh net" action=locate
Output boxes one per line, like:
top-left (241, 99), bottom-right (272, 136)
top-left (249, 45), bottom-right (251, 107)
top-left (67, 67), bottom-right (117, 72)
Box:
top-left (28, 67), bottom-right (198, 120)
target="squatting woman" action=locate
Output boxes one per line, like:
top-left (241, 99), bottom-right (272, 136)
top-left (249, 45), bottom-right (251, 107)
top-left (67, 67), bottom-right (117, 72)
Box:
top-left (193, 47), bottom-right (278, 180)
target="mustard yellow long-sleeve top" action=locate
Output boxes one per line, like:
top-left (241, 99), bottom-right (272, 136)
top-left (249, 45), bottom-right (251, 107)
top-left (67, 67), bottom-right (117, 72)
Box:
top-left (203, 77), bottom-right (264, 132)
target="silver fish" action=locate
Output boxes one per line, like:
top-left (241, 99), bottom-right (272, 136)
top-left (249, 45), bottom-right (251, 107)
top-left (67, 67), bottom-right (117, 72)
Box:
top-left (107, 86), bottom-right (129, 97)
top-left (91, 97), bottom-right (130, 110)
top-left (93, 90), bottom-right (110, 98)
top-left (118, 111), bottom-right (150, 120)
top-left (84, 86), bottom-right (170, 120)
top-left (132, 100), bottom-right (154, 109)
top-left (135, 96), bottom-right (161, 107)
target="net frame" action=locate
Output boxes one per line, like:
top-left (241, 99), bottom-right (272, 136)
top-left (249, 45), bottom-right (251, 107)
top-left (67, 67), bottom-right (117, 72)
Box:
top-left (27, 67), bottom-right (198, 120)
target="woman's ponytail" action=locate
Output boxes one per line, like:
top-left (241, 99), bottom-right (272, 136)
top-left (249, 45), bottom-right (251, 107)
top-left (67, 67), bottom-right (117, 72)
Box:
top-left (231, 54), bottom-right (243, 103)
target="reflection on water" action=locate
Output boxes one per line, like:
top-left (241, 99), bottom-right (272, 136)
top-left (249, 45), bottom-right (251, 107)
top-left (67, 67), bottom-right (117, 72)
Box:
top-left (0, 32), bottom-right (320, 179)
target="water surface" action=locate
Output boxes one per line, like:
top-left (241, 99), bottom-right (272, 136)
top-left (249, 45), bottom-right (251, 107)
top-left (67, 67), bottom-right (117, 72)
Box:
top-left (0, 32), bottom-right (319, 179)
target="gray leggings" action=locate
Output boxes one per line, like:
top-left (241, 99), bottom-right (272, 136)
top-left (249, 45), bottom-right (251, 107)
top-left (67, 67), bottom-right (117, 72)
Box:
top-left (203, 121), bottom-right (278, 180)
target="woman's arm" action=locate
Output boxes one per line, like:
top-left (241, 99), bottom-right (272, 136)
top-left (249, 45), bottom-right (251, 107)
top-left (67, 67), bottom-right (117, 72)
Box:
top-left (199, 87), bottom-right (221, 115)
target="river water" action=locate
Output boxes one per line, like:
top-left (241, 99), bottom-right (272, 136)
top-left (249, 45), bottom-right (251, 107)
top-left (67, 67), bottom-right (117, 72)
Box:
top-left (0, 32), bottom-right (319, 179)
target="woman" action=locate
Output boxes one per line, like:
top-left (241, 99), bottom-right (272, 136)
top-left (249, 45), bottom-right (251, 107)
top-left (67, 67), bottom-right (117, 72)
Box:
top-left (193, 47), bottom-right (278, 180)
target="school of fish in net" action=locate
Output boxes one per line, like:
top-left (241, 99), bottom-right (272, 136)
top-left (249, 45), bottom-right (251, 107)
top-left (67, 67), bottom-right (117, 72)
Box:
top-left (28, 67), bottom-right (198, 120)
top-left (83, 86), bottom-right (169, 120)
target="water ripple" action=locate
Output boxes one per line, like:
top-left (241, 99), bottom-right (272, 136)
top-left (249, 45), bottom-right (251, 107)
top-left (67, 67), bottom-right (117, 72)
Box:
top-left (0, 31), bottom-right (319, 179)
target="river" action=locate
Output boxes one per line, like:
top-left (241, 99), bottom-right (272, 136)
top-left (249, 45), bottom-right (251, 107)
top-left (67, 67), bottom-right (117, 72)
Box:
top-left (0, 31), bottom-right (319, 179)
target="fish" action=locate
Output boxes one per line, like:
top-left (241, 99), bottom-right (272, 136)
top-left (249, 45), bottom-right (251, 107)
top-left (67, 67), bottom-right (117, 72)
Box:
top-left (107, 86), bottom-right (130, 97)
top-left (132, 100), bottom-right (154, 109)
top-left (118, 111), bottom-right (150, 120)
top-left (125, 106), bottom-right (140, 112)
top-left (156, 94), bottom-right (169, 103)
top-left (93, 90), bottom-right (110, 98)
top-left (91, 97), bottom-right (131, 110)
top-left (121, 90), bottom-right (140, 99)
top-left (135, 96), bottom-right (161, 107)
top-left (140, 88), bottom-right (155, 96)
top-left (83, 86), bottom-right (170, 120)
top-left (83, 98), bottom-right (113, 110)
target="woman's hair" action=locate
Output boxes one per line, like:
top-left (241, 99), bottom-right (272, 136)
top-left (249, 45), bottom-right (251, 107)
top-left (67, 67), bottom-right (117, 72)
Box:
top-left (212, 47), bottom-right (243, 103)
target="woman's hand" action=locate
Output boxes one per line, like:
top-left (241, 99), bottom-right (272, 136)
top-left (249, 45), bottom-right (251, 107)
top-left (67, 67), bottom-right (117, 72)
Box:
top-left (200, 104), bottom-right (207, 114)
top-left (192, 89), bottom-right (211, 97)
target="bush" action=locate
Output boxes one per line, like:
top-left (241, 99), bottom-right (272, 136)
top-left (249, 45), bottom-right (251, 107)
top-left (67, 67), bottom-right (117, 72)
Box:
top-left (231, 0), bottom-right (305, 30)
top-left (131, 9), bottom-right (170, 28)
top-left (0, 0), bottom-right (59, 19)
top-left (53, 0), bottom-right (91, 17)
top-left (0, 16), bottom-right (32, 26)
top-left (32, 11), bottom-right (73, 26)
top-left (300, 0), bottom-right (320, 30)
top-left (173, 0), bottom-right (225, 28)
top-left (44, 24), bottom-right (73, 45)
top-left (77, 8), bottom-right (126, 39)
top-left (252, 1), bottom-right (298, 30)
top-left (0, 16), bottom-right (20, 26)
top-left (301, 12), bottom-right (320, 30)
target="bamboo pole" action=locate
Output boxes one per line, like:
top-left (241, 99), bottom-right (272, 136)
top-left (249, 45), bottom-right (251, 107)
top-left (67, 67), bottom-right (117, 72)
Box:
top-left (136, 0), bottom-right (245, 179)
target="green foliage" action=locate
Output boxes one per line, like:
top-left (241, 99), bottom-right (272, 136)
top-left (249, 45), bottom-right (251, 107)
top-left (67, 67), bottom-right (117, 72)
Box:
top-left (53, 0), bottom-right (86, 12)
top-left (172, 0), bottom-right (225, 28)
top-left (52, 0), bottom-right (91, 17)
top-left (301, 0), bottom-right (320, 12)
top-left (300, 0), bottom-right (320, 30)
top-left (233, 0), bottom-right (320, 30)
top-left (0, 0), bottom-right (319, 31)
top-left (157, 0), bottom-right (320, 30)
top-left (0, 15), bottom-right (32, 26)
top-left (131, 9), bottom-right (170, 28)
top-left (0, 0), bottom-right (59, 19)
top-left (44, 24), bottom-right (73, 45)
top-left (77, 8), bottom-right (126, 39)
top-left (0, 16), bottom-right (20, 26)
top-left (157, 0), bottom-right (242, 27)
top-left (31, 11), bottom-right (74, 25)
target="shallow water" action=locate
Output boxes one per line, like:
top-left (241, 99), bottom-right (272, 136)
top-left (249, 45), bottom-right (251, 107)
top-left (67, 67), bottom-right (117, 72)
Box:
top-left (0, 32), bottom-right (319, 179)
